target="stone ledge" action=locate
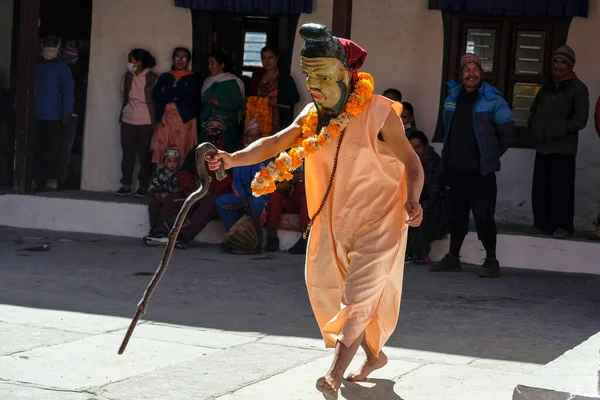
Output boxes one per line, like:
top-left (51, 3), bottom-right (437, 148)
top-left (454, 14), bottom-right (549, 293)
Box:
top-left (1, 192), bottom-right (599, 272)
top-left (513, 332), bottom-right (600, 400)
top-left (0, 193), bottom-right (303, 251)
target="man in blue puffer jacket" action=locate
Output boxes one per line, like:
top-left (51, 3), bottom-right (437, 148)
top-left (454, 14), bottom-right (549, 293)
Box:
top-left (431, 53), bottom-right (515, 278)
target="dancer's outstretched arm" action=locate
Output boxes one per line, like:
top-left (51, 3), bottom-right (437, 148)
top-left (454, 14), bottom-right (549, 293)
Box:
top-left (207, 104), bottom-right (311, 171)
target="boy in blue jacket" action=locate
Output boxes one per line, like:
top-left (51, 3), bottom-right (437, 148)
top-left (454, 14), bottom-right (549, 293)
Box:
top-left (215, 119), bottom-right (272, 231)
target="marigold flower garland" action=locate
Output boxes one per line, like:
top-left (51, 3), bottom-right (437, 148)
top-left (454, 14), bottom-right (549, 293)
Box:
top-left (245, 96), bottom-right (273, 136)
top-left (251, 72), bottom-right (375, 197)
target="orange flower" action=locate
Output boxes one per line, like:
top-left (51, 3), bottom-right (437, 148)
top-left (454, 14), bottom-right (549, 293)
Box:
top-left (358, 72), bottom-right (374, 87)
top-left (354, 81), bottom-right (374, 100)
top-left (279, 170), bottom-right (294, 181)
top-left (305, 111), bottom-right (318, 127)
top-left (274, 158), bottom-right (288, 173)
top-left (329, 124), bottom-right (341, 137)
top-left (317, 134), bottom-right (328, 147)
top-left (302, 124), bottom-right (315, 138)
top-left (345, 101), bottom-right (362, 116)
top-left (259, 169), bottom-right (270, 180)
top-left (246, 96), bottom-right (273, 136)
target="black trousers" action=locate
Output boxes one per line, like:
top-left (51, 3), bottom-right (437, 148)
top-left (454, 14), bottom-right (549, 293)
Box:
top-left (444, 171), bottom-right (497, 256)
top-left (532, 153), bottom-right (575, 234)
top-left (120, 122), bottom-right (153, 187)
top-left (34, 120), bottom-right (63, 182)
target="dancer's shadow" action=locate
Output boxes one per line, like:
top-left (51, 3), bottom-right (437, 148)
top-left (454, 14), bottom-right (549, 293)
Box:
top-left (340, 378), bottom-right (404, 400)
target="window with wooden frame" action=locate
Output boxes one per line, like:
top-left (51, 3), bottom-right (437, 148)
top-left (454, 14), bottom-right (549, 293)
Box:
top-left (437, 13), bottom-right (571, 148)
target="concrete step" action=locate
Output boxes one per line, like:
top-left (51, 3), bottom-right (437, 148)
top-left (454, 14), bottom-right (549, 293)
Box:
top-left (1, 191), bottom-right (599, 274)
top-left (513, 332), bottom-right (600, 400)
top-left (0, 192), bottom-right (303, 250)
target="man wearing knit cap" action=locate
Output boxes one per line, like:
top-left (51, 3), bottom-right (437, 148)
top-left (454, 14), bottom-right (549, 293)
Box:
top-left (528, 45), bottom-right (589, 239)
top-left (432, 52), bottom-right (515, 278)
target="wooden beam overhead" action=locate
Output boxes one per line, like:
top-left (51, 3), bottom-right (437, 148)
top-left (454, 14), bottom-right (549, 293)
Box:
top-left (332, 0), bottom-right (352, 39)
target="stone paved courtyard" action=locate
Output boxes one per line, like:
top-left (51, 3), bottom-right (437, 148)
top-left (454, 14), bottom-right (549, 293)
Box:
top-left (1, 226), bottom-right (599, 400)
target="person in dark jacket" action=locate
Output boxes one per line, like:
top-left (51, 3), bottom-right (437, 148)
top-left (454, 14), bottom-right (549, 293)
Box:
top-left (406, 130), bottom-right (444, 264)
top-left (116, 48), bottom-right (159, 197)
top-left (34, 35), bottom-right (75, 191)
top-left (528, 45), bottom-right (589, 239)
top-left (431, 53), bottom-right (515, 278)
top-left (152, 47), bottom-right (200, 167)
top-left (248, 46), bottom-right (301, 132)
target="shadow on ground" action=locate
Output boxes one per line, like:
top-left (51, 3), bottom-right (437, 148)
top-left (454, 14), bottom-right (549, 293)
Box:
top-left (1, 226), bottom-right (599, 369)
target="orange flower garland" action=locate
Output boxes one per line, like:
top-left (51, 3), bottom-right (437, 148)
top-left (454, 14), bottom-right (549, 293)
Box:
top-left (245, 96), bottom-right (273, 136)
top-left (251, 72), bottom-right (375, 197)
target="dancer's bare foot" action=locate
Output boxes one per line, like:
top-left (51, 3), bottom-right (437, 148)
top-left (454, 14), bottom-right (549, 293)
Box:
top-left (346, 350), bottom-right (388, 382)
top-left (316, 373), bottom-right (341, 400)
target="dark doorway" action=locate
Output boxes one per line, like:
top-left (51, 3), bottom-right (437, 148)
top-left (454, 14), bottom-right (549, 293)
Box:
top-left (191, 11), bottom-right (300, 85)
top-left (37, 0), bottom-right (93, 189)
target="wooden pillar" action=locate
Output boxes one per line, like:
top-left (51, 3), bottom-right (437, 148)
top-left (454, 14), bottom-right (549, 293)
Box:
top-left (332, 0), bottom-right (352, 39)
top-left (13, 0), bottom-right (40, 193)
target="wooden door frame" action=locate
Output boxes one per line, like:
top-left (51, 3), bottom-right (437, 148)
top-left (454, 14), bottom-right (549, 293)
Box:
top-left (13, 0), bottom-right (40, 193)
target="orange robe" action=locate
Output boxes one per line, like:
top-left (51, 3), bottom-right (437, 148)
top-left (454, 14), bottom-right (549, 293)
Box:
top-left (304, 95), bottom-right (407, 356)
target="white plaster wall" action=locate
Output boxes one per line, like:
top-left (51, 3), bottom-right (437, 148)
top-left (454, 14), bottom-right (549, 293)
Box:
top-left (289, 0), bottom-right (334, 110)
top-left (0, 0), bottom-right (14, 90)
top-left (351, 0), bottom-right (444, 138)
top-left (81, 0), bottom-right (192, 191)
top-left (495, 3), bottom-right (600, 230)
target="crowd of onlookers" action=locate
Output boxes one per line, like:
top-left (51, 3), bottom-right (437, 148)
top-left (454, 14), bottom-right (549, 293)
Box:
top-left (28, 34), bottom-right (600, 269)
top-left (119, 45), bottom-right (309, 253)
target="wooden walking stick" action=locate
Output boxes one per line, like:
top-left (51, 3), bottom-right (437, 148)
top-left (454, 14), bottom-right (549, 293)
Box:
top-left (118, 142), bottom-right (226, 355)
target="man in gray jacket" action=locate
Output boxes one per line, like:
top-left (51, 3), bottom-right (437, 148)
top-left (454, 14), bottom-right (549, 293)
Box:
top-left (528, 45), bottom-right (589, 238)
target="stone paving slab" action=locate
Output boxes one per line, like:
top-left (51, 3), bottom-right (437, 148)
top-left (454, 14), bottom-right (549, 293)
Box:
top-left (99, 343), bottom-right (326, 400)
top-left (0, 322), bottom-right (86, 356)
top-left (513, 332), bottom-right (600, 400)
top-left (392, 364), bottom-right (528, 400)
top-left (1, 227), bottom-right (600, 399)
top-left (0, 304), bottom-right (132, 334)
top-left (0, 383), bottom-right (94, 400)
top-left (0, 332), bottom-right (217, 390)
top-left (109, 323), bottom-right (259, 349)
top-left (471, 337), bottom-right (573, 374)
top-left (215, 354), bottom-right (422, 400)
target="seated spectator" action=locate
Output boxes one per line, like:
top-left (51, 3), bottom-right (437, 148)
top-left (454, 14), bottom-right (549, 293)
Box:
top-left (401, 101), bottom-right (417, 136)
top-left (406, 130), bottom-right (445, 263)
top-left (202, 115), bottom-right (226, 151)
top-left (266, 168), bottom-right (309, 254)
top-left (147, 147), bottom-right (181, 235)
top-left (215, 119), bottom-right (272, 232)
top-left (382, 88), bottom-right (402, 102)
top-left (143, 146), bottom-right (232, 249)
